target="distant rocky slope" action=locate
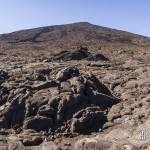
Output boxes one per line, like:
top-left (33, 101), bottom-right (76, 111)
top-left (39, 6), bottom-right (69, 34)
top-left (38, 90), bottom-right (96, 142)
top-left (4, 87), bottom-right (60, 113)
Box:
top-left (0, 23), bottom-right (150, 149)
top-left (1, 22), bottom-right (150, 46)
top-left (0, 22), bottom-right (150, 68)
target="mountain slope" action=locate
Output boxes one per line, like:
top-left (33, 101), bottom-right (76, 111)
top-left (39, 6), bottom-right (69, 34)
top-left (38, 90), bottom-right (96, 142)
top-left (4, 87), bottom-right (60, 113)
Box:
top-left (0, 22), bottom-right (150, 66)
top-left (0, 22), bottom-right (150, 46)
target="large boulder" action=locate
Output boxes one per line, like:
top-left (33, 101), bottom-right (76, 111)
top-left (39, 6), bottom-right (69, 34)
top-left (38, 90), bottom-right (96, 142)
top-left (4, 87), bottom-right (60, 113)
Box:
top-left (56, 66), bottom-right (79, 82)
top-left (71, 107), bottom-right (107, 133)
top-left (0, 70), bottom-right (9, 84)
top-left (23, 116), bottom-right (53, 131)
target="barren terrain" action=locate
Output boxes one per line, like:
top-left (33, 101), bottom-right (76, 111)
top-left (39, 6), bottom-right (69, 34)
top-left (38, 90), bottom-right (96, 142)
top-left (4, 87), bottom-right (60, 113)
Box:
top-left (0, 22), bottom-right (150, 149)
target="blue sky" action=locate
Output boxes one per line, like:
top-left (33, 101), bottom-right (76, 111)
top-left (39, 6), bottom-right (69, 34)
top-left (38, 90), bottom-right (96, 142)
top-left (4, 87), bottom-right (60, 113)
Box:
top-left (0, 0), bottom-right (150, 36)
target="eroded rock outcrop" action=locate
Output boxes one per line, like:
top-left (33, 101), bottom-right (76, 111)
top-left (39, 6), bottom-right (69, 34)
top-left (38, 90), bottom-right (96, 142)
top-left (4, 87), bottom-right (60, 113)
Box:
top-left (47, 47), bottom-right (109, 62)
top-left (0, 66), bottom-right (119, 136)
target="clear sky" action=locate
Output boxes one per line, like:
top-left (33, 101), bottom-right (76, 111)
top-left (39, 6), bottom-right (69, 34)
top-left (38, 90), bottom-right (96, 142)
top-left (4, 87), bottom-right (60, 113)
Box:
top-left (0, 0), bottom-right (150, 36)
